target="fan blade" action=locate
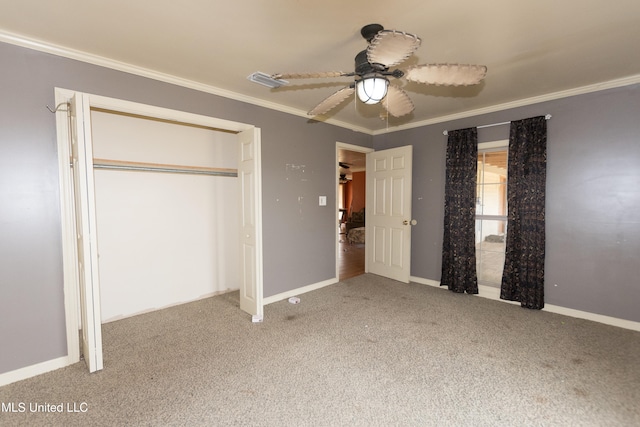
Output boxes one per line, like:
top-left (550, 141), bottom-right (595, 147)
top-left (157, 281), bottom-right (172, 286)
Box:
top-left (381, 85), bottom-right (414, 118)
top-left (367, 30), bottom-right (421, 67)
top-left (308, 86), bottom-right (355, 116)
top-left (405, 64), bottom-right (487, 86)
top-left (271, 71), bottom-right (352, 80)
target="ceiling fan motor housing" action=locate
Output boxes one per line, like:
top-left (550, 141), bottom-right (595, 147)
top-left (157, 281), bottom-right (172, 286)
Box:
top-left (361, 23), bottom-right (384, 42)
top-left (355, 50), bottom-right (385, 75)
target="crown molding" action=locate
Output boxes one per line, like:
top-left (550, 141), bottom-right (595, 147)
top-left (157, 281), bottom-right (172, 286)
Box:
top-left (372, 74), bottom-right (640, 135)
top-left (0, 30), bottom-right (372, 135)
top-left (2, 30), bottom-right (639, 137)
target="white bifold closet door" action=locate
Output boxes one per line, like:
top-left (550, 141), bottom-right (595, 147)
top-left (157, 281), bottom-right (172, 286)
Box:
top-left (91, 110), bottom-right (239, 323)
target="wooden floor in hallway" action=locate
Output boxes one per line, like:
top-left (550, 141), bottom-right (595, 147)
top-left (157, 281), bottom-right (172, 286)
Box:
top-left (338, 233), bottom-right (365, 280)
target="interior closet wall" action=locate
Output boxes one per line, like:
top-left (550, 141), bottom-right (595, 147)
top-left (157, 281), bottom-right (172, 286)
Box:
top-left (90, 110), bottom-right (239, 322)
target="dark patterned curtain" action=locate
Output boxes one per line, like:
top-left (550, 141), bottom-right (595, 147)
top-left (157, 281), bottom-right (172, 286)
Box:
top-left (441, 127), bottom-right (478, 294)
top-left (501, 116), bottom-right (547, 309)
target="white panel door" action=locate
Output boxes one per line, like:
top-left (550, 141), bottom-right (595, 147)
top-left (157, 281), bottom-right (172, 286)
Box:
top-left (366, 145), bottom-right (413, 283)
top-left (69, 94), bottom-right (104, 372)
top-left (238, 127), bottom-right (263, 318)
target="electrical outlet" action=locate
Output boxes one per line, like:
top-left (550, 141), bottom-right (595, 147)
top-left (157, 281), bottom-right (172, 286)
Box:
top-left (319, 196), bottom-right (327, 206)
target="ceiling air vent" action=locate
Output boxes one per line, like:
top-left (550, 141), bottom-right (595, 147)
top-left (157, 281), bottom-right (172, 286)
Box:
top-left (247, 72), bottom-right (288, 88)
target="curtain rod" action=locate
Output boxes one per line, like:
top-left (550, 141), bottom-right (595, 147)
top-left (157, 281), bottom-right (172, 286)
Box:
top-left (442, 114), bottom-right (552, 136)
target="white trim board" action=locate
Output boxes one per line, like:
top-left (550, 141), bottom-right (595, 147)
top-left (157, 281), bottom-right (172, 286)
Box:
top-left (0, 30), bottom-right (370, 136)
top-left (410, 276), bottom-right (640, 332)
top-left (263, 278), bottom-right (338, 306)
top-left (0, 356), bottom-right (71, 388)
top-left (2, 30), bottom-right (640, 136)
top-left (372, 75), bottom-right (640, 136)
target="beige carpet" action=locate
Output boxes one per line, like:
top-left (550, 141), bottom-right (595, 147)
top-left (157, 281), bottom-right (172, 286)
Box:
top-left (1, 274), bottom-right (639, 426)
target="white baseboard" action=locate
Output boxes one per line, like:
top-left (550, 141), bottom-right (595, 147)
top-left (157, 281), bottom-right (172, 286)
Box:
top-left (5, 276), bottom-right (635, 388)
top-left (542, 304), bottom-right (640, 332)
top-left (1, 288), bottom-right (242, 387)
top-left (0, 355), bottom-right (73, 387)
top-left (410, 277), bottom-right (441, 288)
top-left (102, 287), bottom-right (239, 324)
top-left (410, 276), bottom-right (640, 332)
top-left (263, 278), bottom-right (339, 305)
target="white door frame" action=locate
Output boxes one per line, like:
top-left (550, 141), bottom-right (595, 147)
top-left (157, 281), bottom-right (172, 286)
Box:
top-left (55, 88), bottom-right (263, 371)
top-left (335, 142), bottom-right (374, 279)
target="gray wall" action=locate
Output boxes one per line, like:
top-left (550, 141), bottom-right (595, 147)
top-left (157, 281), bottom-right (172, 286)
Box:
top-left (2, 39), bottom-right (639, 377)
top-left (374, 84), bottom-right (640, 323)
top-left (0, 42), bottom-right (371, 374)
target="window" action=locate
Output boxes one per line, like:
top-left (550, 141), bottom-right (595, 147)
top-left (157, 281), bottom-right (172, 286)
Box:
top-left (476, 141), bottom-right (508, 287)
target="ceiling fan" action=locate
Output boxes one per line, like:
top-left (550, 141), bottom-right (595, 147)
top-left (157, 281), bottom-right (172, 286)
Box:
top-left (271, 24), bottom-right (487, 118)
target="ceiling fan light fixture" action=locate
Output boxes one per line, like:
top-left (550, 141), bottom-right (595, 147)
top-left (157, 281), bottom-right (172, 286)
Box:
top-left (356, 75), bottom-right (389, 104)
top-left (272, 24), bottom-right (487, 118)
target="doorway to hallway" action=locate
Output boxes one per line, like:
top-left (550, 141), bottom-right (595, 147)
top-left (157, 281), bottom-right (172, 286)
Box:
top-left (336, 143), bottom-right (371, 281)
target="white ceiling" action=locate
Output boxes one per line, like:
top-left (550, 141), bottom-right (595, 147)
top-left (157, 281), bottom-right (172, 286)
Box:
top-left (2, 0), bottom-right (640, 133)
top-left (339, 149), bottom-right (366, 175)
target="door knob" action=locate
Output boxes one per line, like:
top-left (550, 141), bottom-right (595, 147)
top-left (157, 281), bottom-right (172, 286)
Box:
top-left (403, 219), bottom-right (418, 226)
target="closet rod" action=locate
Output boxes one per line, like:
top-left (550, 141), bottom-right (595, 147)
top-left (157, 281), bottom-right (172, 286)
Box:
top-left (92, 158), bottom-right (238, 177)
top-left (442, 114), bottom-right (552, 136)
